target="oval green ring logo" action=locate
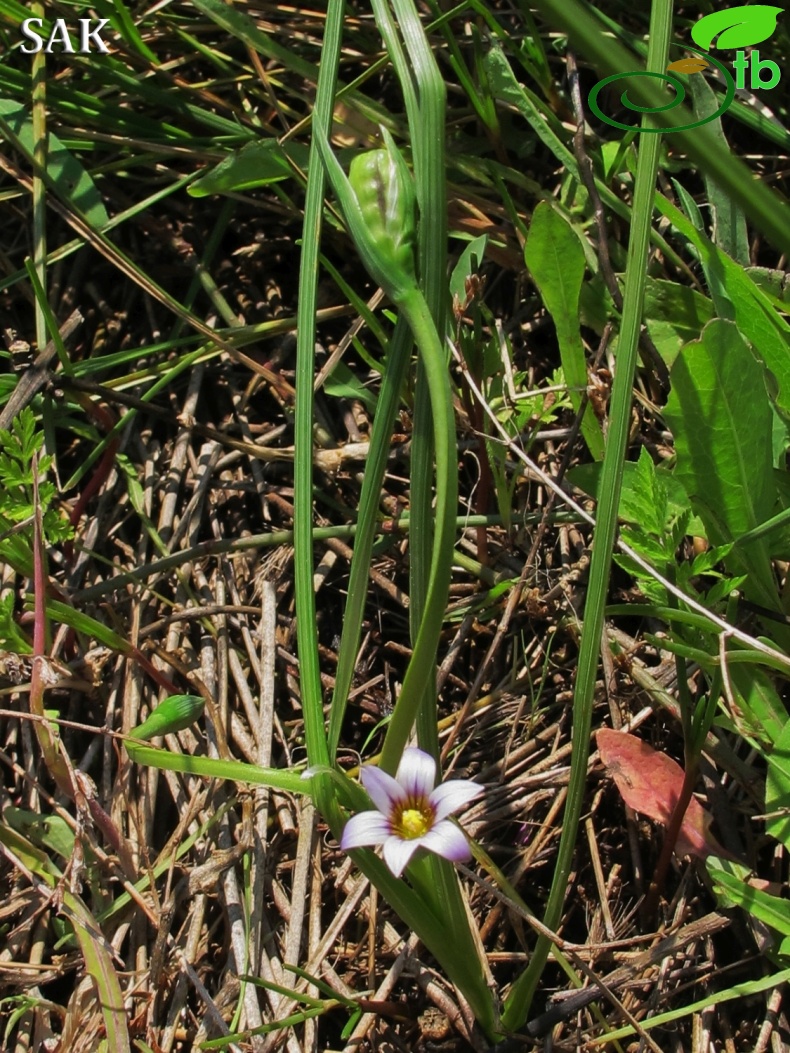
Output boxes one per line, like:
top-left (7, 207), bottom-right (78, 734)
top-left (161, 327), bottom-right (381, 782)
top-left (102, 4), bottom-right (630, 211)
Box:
top-left (588, 45), bottom-right (736, 133)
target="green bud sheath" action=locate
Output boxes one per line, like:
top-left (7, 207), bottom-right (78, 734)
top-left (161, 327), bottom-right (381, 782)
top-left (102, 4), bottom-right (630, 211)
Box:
top-left (348, 136), bottom-right (417, 294)
top-left (130, 693), bottom-right (205, 741)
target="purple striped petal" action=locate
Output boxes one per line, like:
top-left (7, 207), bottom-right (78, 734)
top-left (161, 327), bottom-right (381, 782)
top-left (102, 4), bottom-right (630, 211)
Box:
top-left (418, 820), bottom-right (471, 863)
top-left (429, 779), bottom-right (483, 821)
top-left (360, 764), bottom-right (406, 814)
top-left (383, 835), bottom-right (421, 878)
top-left (340, 810), bottom-right (391, 850)
top-left (395, 747), bottom-right (436, 799)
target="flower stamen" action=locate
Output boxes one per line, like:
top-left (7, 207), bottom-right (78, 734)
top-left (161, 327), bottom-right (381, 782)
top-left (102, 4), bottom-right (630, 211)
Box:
top-left (396, 802), bottom-right (433, 840)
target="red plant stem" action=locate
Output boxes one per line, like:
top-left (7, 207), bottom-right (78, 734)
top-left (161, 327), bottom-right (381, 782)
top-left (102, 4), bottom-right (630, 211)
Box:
top-left (30, 453), bottom-right (74, 798)
top-left (644, 759), bottom-right (699, 917)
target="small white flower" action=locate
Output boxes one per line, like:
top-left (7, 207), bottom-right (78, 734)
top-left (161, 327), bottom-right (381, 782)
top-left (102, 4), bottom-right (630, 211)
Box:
top-left (340, 747), bottom-right (483, 878)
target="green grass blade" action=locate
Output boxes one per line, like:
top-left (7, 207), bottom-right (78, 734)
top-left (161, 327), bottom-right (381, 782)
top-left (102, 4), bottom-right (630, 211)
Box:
top-left (502, 0), bottom-right (673, 1029)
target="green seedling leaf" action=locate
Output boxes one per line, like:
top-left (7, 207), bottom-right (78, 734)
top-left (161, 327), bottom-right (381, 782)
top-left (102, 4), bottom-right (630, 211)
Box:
top-left (766, 718), bottom-right (790, 851)
top-left (691, 6), bottom-right (783, 50)
top-left (0, 101), bottom-right (109, 229)
top-left (189, 139), bottom-right (311, 197)
top-left (525, 202), bottom-right (604, 460)
top-left (597, 729), bottom-right (728, 859)
top-left (449, 234), bottom-right (488, 306)
top-left (130, 694), bottom-right (205, 740)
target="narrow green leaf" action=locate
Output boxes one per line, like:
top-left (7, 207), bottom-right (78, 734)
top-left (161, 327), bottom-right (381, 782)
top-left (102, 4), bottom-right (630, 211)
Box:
top-left (123, 743), bottom-right (313, 795)
top-left (766, 718), bottom-right (790, 852)
top-left (0, 100), bottom-right (109, 229)
top-left (730, 666), bottom-right (788, 746)
top-left (642, 277), bottom-right (713, 369)
top-left (708, 857), bottom-right (790, 936)
top-left (689, 74), bottom-right (749, 266)
top-left (60, 892), bottom-right (131, 1053)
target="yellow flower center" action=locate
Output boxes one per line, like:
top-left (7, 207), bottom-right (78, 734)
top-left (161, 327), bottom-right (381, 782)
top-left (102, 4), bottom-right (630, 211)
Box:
top-left (395, 802), bottom-right (433, 840)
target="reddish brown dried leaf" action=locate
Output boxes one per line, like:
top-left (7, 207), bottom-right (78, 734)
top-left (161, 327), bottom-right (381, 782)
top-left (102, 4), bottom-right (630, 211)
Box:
top-left (596, 728), bottom-right (725, 859)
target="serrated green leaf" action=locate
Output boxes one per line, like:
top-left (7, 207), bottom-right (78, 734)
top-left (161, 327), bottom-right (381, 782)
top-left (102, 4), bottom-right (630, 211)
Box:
top-left (569, 461), bottom-right (706, 536)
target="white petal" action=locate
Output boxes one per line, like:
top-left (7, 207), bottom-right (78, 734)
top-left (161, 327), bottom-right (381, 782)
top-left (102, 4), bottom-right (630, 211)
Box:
top-left (340, 811), bottom-right (391, 850)
top-left (429, 779), bottom-right (483, 821)
top-left (396, 747), bottom-right (436, 799)
top-left (418, 820), bottom-right (471, 864)
top-left (382, 835), bottom-right (420, 878)
top-left (360, 764), bottom-right (406, 814)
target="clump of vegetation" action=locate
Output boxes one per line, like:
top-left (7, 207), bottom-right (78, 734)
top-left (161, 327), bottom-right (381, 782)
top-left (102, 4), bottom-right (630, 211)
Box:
top-left (0, 0), bottom-right (789, 1050)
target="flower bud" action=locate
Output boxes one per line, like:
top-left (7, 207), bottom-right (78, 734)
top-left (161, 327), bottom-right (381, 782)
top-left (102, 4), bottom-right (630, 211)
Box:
top-left (131, 694), bottom-right (205, 741)
top-left (348, 134), bottom-right (417, 291)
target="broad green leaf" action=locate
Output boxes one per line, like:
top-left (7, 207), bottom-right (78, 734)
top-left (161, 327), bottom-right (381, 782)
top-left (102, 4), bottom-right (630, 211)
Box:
top-left (691, 6), bottom-right (783, 50)
top-left (4, 807), bottom-right (74, 861)
top-left (642, 278), bottom-right (713, 369)
top-left (656, 194), bottom-right (790, 425)
top-left (189, 139), bottom-right (311, 197)
top-left (524, 202), bottom-right (604, 459)
top-left (664, 319), bottom-right (779, 615)
top-left (0, 100), bottom-right (109, 229)
top-left (766, 718), bottom-right (790, 851)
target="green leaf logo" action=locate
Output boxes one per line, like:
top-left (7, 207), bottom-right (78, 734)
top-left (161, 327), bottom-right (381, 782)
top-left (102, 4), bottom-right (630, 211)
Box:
top-left (691, 5), bottom-right (782, 50)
